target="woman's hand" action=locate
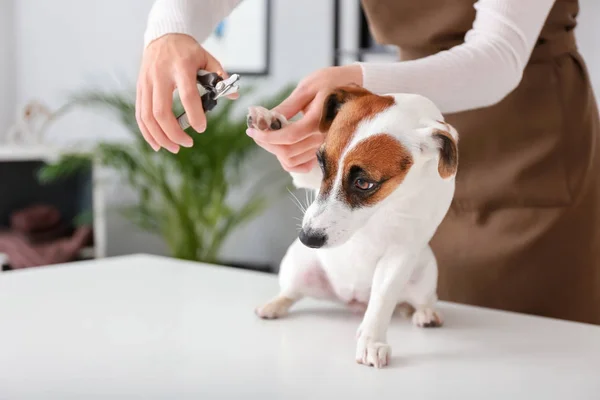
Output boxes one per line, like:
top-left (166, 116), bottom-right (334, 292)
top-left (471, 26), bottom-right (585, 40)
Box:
top-left (136, 33), bottom-right (237, 153)
top-left (247, 65), bottom-right (363, 173)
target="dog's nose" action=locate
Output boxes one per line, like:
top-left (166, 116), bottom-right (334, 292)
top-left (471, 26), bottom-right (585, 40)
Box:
top-left (299, 229), bottom-right (328, 248)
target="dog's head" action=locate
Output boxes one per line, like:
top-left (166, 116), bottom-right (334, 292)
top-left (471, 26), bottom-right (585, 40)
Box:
top-left (299, 86), bottom-right (458, 249)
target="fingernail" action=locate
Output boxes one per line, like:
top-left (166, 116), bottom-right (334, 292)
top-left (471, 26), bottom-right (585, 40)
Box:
top-left (151, 144), bottom-right (160, 152)
top-left (169, 145), bottom-right (180, 154)
top-left (182, 139), bottom-right (193, 148)
top-left (246, 128), bottom-right (255, 137)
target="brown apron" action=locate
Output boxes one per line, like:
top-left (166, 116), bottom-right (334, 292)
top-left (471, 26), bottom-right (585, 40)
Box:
top-left (361, 0), bottom-right (600, 325)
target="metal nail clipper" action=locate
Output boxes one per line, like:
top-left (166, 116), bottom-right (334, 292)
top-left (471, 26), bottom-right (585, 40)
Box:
top-left (176, 70), bottom-right (240, 130)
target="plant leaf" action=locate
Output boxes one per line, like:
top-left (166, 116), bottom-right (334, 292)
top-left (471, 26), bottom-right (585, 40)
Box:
top-left (37, 154), bottom-right (92, 184)
top-left (39, 83), bottom-right (295, 263)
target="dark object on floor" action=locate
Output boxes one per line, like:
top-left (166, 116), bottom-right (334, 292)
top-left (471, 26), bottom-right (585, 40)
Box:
top-left (22, 222), bottom-right (74, 244)
top-left (0, 226), bottom-right (93, 269)
top-left (10, 204), bottom-right (61, 233)
top-left (0, 204), bottom-right (93, 269)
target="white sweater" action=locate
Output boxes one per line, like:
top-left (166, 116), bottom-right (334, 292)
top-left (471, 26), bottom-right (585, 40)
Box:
top-left (144, 0), bottom-right (555, 114)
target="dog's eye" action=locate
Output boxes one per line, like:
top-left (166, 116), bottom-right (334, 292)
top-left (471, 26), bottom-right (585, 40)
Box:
top-left (354, 178), bottom-right (375, 191)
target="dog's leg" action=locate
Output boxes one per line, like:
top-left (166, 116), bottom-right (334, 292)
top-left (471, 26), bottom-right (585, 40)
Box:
top-left (255, 238), bottom-right (333, 319)
top-left (254, 296), bottom-right (297, 320)
top-left (247, 106), bottom-right (323, 191)
top-left (394, 302), bottom-right (416, 318)
top-left (406, 245), bottom-right (443, 328)
top-left (412, 304), bottom-right (443, 328)
top-left (355, 248), bottom-right (418, 368)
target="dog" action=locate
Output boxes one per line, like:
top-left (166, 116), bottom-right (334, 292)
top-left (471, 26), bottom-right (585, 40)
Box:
top-left (246, 86), bottom-right (458, 368)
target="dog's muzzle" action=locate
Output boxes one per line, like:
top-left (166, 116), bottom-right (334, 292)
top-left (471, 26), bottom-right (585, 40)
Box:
top-left (299, 228), bottom-right (328, 249)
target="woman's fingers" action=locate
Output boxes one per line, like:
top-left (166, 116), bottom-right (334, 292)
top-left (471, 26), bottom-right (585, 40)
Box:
top-left (249, 93), bottom-right (325, 146)
top-left (283, 157), bottom-right (318, 174)
top-left (204, 50), bottom-right (226, 78)
top-left (251, 132), bottom-right (323, 157)
top-left (253, 132), bottom-right (322, 172)
top-left (273, 81), bottom-right (316, 120)
top-left (135, 83), bottom-right (160, 151)
top-left (136, 34), bottom-right (237, 151)
top-left (281, 147), bottom-right (320, 172)
top-left (248, 86), bottom-right (325, 172)
top-left (176, 69), bottom-right (207, 134)
top-left (248, 66), bottom-right (364, 172)
top-left (153, 80), bottom-right (193, 148)
top-left (247, 111), bottom-right (319, 145)
top-left (141, 82), bottom-right (180, 153)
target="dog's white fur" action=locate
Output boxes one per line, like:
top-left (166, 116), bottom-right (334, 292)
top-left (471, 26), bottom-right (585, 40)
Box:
top-left (248, 92), bottom-right (458, 368)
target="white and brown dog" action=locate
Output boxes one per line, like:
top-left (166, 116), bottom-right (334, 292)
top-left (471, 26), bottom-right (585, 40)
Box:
top-left (247, 86), bottom-right (458, 368)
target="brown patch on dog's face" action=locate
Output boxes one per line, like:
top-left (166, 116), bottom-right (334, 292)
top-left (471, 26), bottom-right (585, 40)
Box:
top-left (339, 134), bottom-right (413, 208)
top-left (316, 87), bottom-right (395, 196)
top-left (319, 85), bottom-right (373, 133)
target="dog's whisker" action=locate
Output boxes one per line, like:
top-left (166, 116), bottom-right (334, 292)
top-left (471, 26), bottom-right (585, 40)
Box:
top-left (303, 189), bottom-right (315, 210)
top-left (290, 193), bottom-right (306, 214)
top-left (291, 200), bottom-right (305, 215)
top-left (287, 188), bottom-right (307, 214)
top-left (286, 188), bottom-right (301, 207)
top-left (289, 195), bottom-right (306, 215)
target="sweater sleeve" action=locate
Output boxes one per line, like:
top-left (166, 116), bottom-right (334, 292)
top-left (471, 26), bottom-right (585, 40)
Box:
top-left (359, 0), bottom-right (556, 114)
top-left (144, 0), bottom-right (242, 48)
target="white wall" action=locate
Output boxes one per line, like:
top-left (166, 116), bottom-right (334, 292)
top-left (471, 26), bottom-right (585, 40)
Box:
top-left (13, 0), bottom-right (332, 140)
top-left (4, 0), bottom-right (600, 268)
top-left (0, 0), bottom-right (16, 133)
top-left (575, 0), bottom-right (600, 97)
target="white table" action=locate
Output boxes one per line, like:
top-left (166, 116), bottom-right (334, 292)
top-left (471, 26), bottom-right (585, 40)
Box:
top-left (1, 255), bottom-right (599, 399)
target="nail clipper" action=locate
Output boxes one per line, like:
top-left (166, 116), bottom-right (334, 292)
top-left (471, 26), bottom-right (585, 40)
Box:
top-left (176, 70), bottom-right (240, 131)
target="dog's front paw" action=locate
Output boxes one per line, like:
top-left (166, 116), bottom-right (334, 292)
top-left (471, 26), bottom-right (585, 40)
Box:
top-left (255, 296), bottom-right (295, 319)
top-left (356, 335), bottom-right (391, 368)
top-left (247, 106), bottom-right (287, 131)
top-left (412, 308), bottom-right (443, 328)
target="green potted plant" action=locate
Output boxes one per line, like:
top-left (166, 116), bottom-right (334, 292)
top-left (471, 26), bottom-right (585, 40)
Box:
top-left (38, 85), bottom-right (294, 269)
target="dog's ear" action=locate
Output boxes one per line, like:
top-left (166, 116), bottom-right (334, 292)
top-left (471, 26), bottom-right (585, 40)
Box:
top-left (431, 122), bottom-right (459, 179)
top-left (319, 85), bottom-right (370, 133)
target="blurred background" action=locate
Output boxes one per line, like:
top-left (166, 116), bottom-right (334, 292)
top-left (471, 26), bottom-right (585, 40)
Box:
top-left (0, 0), bottom-right (599, 273)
